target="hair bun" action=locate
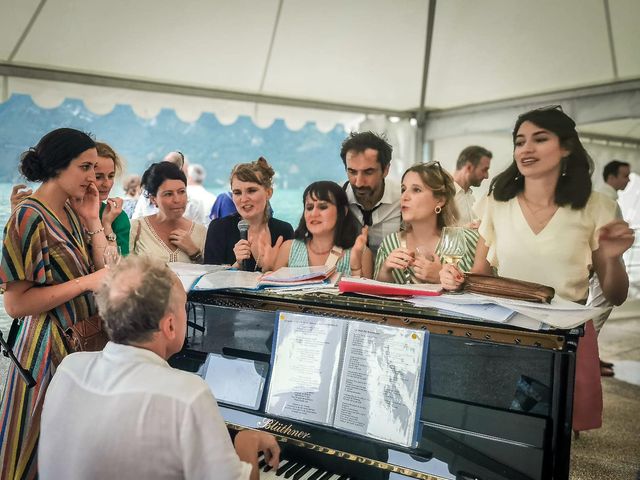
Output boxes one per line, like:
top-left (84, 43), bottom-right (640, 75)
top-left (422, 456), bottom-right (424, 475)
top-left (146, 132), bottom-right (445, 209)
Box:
top-left (19, 148), bottom-right (47, 182)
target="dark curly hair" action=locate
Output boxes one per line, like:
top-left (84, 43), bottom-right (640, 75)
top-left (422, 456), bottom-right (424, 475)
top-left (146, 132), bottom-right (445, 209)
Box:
top-left (141, 161), bottom-right (187, 197)
top-left (490, 107), bottom-right (592, 209)
top-left (19, 128), bottom-right (96, 182)
top-left (294, 181), bottom-right (360, 249)
top-left (340, 131), bottom-right (393, 170)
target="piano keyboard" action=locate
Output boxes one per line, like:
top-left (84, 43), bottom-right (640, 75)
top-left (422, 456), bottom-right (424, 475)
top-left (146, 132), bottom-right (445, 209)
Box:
top-left (258, 454), bottom-right (352, 480)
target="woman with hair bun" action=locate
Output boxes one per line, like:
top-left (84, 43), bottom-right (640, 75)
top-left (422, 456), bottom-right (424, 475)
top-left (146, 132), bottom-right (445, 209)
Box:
top-left (129, 161), bottom-right (207, 263)
top-left (0, 128), bottom-right (109, 478)
top-left (440, 106), bottom-right (633, 434)
top-left (204, 157), bottom-right (294, 270)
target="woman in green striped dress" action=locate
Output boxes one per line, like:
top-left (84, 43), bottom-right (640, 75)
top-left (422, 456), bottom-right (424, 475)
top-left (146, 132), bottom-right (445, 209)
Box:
top-left (375, 162), bottom-right (474, 284)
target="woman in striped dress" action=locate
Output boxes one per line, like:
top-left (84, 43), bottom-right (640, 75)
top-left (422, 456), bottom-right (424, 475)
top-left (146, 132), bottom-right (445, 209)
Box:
top-left (271, 181), bottom-right (373, 277)
top-left (375, 162), bottom-right (474, 284)
top-left (0, 128), bottom-right (109, 479)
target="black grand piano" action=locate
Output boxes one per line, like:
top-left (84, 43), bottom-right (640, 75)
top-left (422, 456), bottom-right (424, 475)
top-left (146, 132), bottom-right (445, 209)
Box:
top-left (171, 289), bottom-right (578, 480)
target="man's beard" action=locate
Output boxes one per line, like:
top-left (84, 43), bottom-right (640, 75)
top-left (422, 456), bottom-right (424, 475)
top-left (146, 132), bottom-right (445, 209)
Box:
top-left (354, 186), bottom-right (380, 209)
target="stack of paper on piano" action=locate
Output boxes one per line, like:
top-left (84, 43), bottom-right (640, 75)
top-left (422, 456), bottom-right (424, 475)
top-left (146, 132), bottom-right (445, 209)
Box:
top-left (266, 311), bottom-right (429, 447)
top-left (409, 293), bottom-right (609, 331)
top-left (168, 262), bottom-right (230, 291)
top-left (192, 266), bottom-right (339, 291)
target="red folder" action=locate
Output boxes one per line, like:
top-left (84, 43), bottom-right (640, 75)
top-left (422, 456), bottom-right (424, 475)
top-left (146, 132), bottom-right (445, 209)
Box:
top-left (339, 277), bottom-right (442, 297)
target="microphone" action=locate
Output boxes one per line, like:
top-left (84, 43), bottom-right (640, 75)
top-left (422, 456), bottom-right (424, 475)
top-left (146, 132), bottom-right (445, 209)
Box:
top-left (237, 219), bottom-right (250, 270)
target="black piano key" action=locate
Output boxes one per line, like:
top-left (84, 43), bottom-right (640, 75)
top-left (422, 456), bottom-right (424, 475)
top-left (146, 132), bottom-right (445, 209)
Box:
top-left (258, 457), bottom-right (267, 469)
top-left (263, 463), bottom-right (274, 473)
top-left (337, 476), bottom-right (350, 480)
top-left (275, 460), bottom-right (293, 476)
top-left (284, 463), bottom-right (306, 479)
top-left (293, 465), bottom-right (312, 480)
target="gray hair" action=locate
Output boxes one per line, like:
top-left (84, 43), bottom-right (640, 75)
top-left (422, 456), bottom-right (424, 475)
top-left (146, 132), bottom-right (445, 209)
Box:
top-left (95, 256), bottom-right (175, 344)
top-left (188, 163), bottom-right (206, 184)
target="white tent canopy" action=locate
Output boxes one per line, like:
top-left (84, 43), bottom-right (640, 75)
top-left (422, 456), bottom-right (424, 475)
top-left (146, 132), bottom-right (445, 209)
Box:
top-left (1, 0), bottom-right (639, 164)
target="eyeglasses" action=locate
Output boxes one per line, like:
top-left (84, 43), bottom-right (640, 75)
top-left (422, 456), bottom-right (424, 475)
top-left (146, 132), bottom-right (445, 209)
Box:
top-left (416, 160), bottom-right (444, 176)
top-left (176, 151), bottom-right (185, 162)
top-left (518, 104), bottom-right (563, 119)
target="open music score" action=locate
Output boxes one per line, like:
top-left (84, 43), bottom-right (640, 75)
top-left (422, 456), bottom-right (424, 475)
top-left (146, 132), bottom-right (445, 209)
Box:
top-left (266, 311), bottom-right (429, 447)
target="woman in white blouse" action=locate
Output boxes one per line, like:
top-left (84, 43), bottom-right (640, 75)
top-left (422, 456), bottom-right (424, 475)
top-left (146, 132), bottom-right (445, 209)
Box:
top-left (440, 106), bottom-right (633, 434)
top-left (130, 161), bottom-right (207, 263)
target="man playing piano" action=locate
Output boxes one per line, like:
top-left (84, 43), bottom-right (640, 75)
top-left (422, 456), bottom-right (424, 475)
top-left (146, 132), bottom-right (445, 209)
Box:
top-left (39, 255), bottom-right (280, 479)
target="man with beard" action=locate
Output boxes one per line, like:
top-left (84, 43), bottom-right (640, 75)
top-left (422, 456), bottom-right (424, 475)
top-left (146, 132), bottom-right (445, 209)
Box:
top-left (341, 131), bottom-right (401, 255)
top-left (451, 145), bottom-right (492, 226)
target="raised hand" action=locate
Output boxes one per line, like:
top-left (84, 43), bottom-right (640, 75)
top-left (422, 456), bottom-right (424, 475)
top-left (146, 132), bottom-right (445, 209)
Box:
top-left (10, 184), bottom-right (32, 211)
top-left (597, 220), bottom-right (635, 259)
top-left (257, 231), bottom-right (284, 272)
top-left (72, 182), bottom-right (101, 222)
top-left (169, 228), bottom-right (197, 255)
top-left (101, 197), bottom-right (124, 227)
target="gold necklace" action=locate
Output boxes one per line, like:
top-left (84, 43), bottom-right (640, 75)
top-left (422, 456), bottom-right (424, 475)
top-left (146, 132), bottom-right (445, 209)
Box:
top-left (520, 195), bottom-right (557, 226)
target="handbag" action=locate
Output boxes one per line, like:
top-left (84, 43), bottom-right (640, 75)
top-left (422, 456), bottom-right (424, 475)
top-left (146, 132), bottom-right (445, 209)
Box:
top-left (463, 273), bottom-right (555, 303)
top-left (63, 314), bottom-right (109, 352)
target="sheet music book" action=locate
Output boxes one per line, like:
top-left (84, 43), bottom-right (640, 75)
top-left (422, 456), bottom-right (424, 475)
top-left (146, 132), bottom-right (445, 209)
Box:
top-left (265, 311), bottom-right (429, 447)
top-left (201, 353), bottom-right (268, 410)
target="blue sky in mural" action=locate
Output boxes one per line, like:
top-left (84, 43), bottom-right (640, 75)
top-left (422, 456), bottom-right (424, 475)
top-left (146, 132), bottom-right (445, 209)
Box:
top-left (0, 94), bottom-right (348, 189)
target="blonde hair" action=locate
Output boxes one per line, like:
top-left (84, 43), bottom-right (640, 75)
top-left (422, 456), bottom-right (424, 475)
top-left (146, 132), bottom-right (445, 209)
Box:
top-left (401, 162), bottom-right (459, 230)
top-left (95, 141), bottom-right (124, 175)
top-left (230, 156), bottom-right (275, 190)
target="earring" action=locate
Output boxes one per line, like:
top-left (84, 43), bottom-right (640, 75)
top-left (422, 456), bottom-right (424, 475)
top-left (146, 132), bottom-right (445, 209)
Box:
top-left (561, 157), bottom-right (568, 177)
top-left (514, 174), bottom-right (520, 182)
top-left (435, 205), bottom-right (442, 214)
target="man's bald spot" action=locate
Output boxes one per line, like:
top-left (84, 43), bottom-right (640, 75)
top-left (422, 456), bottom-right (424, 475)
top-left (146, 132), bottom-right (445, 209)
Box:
top-left (163, 151), bottom-right (184, 169)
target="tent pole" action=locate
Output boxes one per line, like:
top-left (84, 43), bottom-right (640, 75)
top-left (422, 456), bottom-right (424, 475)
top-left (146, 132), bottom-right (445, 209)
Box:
top-left (415, 0), bottom-right (437, 164)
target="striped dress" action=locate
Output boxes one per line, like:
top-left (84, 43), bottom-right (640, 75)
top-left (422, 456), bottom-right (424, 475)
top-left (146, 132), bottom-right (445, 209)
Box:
top-left (288, 239), bottom-right (352, 275)
top-left (0, 198), bottom-right (96, 480)
top-left (374, 230), bottom-right (477, 284)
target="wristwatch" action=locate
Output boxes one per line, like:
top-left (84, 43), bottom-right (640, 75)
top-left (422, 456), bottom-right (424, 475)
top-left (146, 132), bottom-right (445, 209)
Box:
top-left (106, 232), bottom-right (117, 242)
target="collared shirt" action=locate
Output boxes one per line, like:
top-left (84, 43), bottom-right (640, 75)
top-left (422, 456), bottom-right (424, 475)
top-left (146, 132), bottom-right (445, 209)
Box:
top-left (40, 342), bottom-right (252, 480)
top-left (345, 179), bottom-right (401, 256)
top-left (596, 184), bottom-right (623, 219)
top-left (454, 182), bottom-right (477, 226)
top-left (598, 183), bottom-right (618, 202)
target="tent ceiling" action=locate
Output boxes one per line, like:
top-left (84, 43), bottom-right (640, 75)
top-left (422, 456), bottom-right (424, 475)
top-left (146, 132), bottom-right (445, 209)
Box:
top-left (1, 0), bottom-right (639, 134)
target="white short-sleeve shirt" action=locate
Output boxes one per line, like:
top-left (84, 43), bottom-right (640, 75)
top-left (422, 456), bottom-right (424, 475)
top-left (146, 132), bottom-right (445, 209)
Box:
top-left (474, 192), bottom-right (616, 301)
top-left (40, 342), bottom-right (252, 480)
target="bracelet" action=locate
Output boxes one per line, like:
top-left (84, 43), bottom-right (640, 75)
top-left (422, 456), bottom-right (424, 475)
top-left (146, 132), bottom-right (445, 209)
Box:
top-left (189, 250), bottom-right (203, 262)
top-left (86, 226), bottom-right (105, 236)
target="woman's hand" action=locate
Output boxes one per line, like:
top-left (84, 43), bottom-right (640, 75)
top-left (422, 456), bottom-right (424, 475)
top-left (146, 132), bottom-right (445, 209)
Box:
top-left (597, 220), bottom-right (635, 260)
top-left (233, 239), bottom-right (253, 265)
top-left (71, 183), bottom-right (101, 222)
top-left (382, 247), bottom-right (414, 272)
top-left (412, 251), bottom-right (442, 283)
top-left (439, 263), bottom-right (465, 291)
top-left (350, 226), bottom-right (368, 274)
top-left (169, 228), bottom-right (198, 256)
top-left (10, 184), bottom-right (32, 211)
top-left (257, 231), bottom-right (284, 272)
top-left (101, 197), bottom-right (124, 227)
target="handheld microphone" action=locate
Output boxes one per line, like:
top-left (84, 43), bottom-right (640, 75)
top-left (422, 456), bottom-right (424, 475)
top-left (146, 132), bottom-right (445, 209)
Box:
top-left (237, 219), bottom-right (250, 270)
